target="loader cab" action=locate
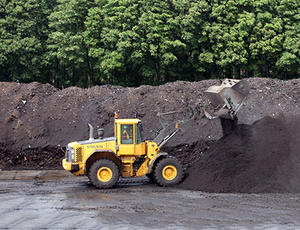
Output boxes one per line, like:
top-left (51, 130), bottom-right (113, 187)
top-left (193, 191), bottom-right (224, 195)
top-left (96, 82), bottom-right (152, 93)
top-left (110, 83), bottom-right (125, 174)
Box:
top-left (114, 118), bottom-right (146, 156)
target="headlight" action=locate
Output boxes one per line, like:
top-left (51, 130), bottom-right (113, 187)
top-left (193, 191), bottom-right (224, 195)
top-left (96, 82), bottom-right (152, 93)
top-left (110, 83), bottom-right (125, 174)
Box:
top-left (65, 146), bottom-right (75, 162)
top-left (70, 148), bottom-right (75, 162)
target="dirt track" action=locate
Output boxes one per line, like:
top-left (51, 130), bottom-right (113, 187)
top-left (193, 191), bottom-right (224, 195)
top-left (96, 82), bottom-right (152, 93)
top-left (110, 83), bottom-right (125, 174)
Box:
top-left (0, 171), bottom-right (300, 229)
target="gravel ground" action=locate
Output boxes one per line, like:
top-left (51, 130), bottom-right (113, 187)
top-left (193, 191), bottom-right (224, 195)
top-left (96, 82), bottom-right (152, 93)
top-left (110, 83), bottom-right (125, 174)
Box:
top-left (0, 170), bottom-right (300, 229)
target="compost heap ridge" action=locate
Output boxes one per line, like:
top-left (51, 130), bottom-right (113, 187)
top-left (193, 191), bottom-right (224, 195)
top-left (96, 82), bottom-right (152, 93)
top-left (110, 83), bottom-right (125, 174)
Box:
top-left (1, 78), bottom-right (300, 151)
top-left (0, 80), bottom-right (221, 151)
top-left (180, 115), bottom-right (300, 193)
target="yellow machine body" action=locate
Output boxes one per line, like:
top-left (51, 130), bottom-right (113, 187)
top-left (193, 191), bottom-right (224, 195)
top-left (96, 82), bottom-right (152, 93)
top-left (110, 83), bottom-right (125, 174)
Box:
top-left (62, 118), bottom-right (164, 178)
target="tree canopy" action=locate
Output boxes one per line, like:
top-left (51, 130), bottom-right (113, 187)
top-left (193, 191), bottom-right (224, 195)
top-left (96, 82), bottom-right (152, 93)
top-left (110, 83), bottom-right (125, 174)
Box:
top-left (0, 0), bottom-right (299, 88)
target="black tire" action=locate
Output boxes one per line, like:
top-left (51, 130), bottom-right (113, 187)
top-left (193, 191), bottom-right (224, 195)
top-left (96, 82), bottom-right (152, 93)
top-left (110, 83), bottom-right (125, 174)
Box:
top-left (89, 159), bottom-right (119, 189)
top-left (146, 172), bottom-right (156, 183)
top-left (154, 157), bottom-right (183, 187)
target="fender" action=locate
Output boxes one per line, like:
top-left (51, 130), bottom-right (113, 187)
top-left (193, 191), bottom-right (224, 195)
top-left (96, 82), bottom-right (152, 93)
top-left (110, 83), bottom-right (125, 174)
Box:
top-left (147, 152), bottom-right (168, 174)
top-left (85, 149), bottom-right (122, 173)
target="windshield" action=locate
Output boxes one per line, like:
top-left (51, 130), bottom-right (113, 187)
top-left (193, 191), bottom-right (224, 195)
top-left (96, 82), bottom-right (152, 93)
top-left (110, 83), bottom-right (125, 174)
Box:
top-left (121, 124), bottom-right (133, 144)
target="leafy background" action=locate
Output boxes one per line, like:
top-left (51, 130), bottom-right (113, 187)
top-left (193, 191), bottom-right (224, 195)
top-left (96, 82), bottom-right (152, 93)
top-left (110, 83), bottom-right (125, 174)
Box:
top-left (0, 0), bottom-right (299, 88)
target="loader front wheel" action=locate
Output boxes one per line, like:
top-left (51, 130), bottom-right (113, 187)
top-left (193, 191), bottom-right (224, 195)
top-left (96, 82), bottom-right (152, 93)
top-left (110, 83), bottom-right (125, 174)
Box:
top-left (154, 157), bottom-right (183, 186)
top-left (89, 159), bottom-right (119, 189)
top-left (146, 172), bottom-right (156, 183)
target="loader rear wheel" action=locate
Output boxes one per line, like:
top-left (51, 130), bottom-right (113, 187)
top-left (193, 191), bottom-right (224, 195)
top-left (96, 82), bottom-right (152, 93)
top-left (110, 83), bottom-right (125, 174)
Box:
top-left (89, 159), bottom-right (119, 189)
top-left (154, 157), bottom-right (183, 186)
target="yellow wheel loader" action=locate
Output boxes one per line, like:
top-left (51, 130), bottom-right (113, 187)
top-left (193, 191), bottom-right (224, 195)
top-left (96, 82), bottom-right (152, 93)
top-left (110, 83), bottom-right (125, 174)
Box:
top-left (62, 79), bottom-right (249, 189)
top-left (63, 115), bottom-right (183, 188)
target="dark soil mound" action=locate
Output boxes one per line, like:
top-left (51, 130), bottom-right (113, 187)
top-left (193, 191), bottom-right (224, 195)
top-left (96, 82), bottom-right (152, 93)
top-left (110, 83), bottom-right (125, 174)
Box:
top-left (0, 144), bottom-right (63, 170)
top-left (0, 81), bottom-right (220, 151)
top-left (162, 140), bottom-right (216, 168)
top-left (180, 116), bottom-right (300, 193)
top-left (1, 78), bottom-right (300, 171)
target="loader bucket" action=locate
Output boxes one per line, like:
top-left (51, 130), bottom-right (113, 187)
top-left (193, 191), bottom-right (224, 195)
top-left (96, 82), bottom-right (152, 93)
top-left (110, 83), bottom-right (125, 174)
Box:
top-left (205, 79), bottom-right (249, 119)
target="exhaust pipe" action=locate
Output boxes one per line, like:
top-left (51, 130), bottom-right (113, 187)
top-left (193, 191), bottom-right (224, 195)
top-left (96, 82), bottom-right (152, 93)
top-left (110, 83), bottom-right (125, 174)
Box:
top-left (88, 123), bottom-right (94, 140)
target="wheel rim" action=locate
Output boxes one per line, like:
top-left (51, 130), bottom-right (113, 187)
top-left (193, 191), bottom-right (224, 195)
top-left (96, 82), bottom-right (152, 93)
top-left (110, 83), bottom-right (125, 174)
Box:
top-left (97, 167), bottom-right (113, 182)
top-left (162, 165), bottom-right (177, 181)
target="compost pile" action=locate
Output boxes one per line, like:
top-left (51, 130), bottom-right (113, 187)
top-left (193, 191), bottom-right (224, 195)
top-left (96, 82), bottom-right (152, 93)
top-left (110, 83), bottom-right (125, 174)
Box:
top-left (1, 78), bottom-right (300, 192)
top-left (0, 80), bottom-right (221, 169)
top-left (180, 115), bottom-right (300, 193)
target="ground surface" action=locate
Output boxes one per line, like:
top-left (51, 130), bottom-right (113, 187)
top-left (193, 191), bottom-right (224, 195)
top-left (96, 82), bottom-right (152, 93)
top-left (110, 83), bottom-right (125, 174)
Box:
top-left (0, 170), bottom-right (300, 230)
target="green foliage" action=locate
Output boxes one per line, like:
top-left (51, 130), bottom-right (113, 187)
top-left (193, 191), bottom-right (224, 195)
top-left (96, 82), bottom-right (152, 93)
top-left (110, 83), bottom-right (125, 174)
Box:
top-left (0, 0), bottom-right (54, 82)
top-left (47, 0), bottom-right (95, 87)
top-left (275, 0), bottom-right (300, 75)
top-left (0, 0), bottom-right (299, 87)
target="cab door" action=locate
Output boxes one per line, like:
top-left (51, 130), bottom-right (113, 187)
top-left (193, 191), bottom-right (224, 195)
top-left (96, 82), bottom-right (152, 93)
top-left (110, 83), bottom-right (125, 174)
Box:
top-left (118, 124), bottom-right (135, 155)
top-left (135, 123), bottom-right (146, 155)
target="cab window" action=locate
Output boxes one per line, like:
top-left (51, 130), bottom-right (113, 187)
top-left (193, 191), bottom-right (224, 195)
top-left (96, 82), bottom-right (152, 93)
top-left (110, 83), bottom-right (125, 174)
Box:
top-left (121, 124), bottom-right (133, 144)
top-left (136, 123), bottom-right (142, 144)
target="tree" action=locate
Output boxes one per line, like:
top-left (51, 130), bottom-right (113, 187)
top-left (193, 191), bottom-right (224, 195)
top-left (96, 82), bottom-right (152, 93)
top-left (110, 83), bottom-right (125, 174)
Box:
top-left (86, 0), bottom-right (187, 86)
top-left (0, 0), bottom-right (299, 86)
top-left (0, 0), bottom-right (54, 83)
top-left (248, 0), bottom-right (284, 78)
top-left (275, 0), bottom-right (300, 78)
top-left (47, 0), bottom-right (95, 88)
